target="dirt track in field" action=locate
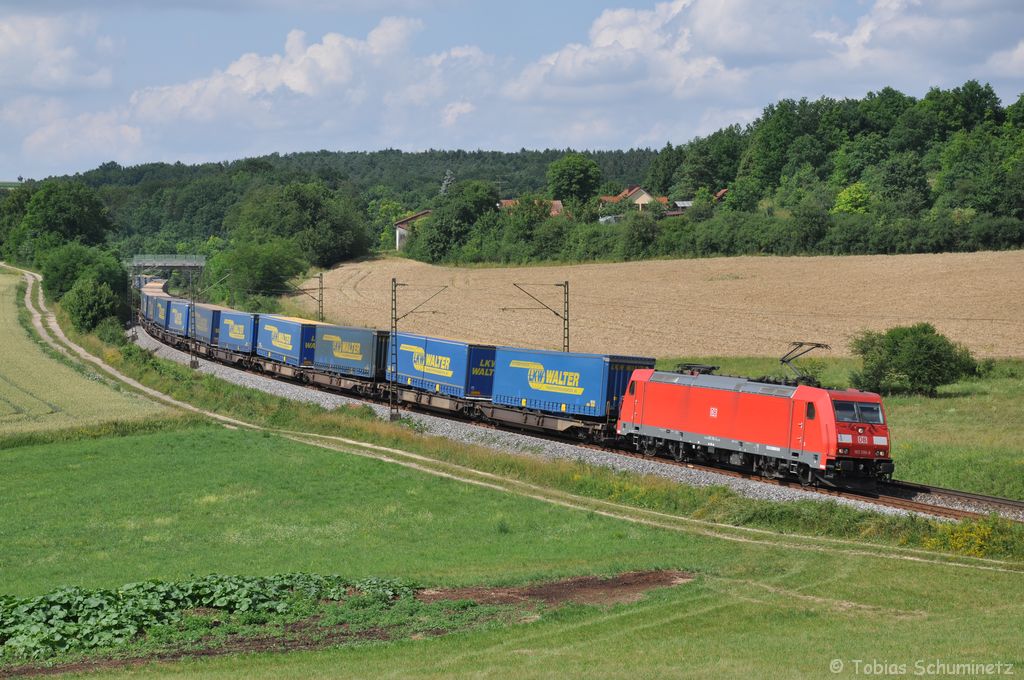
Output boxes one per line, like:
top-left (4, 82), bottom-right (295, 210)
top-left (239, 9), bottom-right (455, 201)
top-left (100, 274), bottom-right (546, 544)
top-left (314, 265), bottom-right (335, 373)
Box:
top-left (417, 570), bottom-right (692, 606)
top-left (296, 252), bottom-right (1024, 358)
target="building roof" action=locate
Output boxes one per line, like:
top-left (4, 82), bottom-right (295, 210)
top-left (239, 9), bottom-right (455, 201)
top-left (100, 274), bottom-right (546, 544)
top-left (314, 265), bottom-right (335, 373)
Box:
top-left (598, 186), bottom-right (669, 205)
top-left (599, 185), bottom-right (641, 203)
top-left (394, 209), bottom-right (432, 229)
top-left (498, 198), bottom-right (564, 217)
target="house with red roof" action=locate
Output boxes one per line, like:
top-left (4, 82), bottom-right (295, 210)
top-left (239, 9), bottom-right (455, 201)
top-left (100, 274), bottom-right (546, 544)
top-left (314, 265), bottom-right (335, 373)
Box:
top-left (598, 186), bottom-right (669, 211)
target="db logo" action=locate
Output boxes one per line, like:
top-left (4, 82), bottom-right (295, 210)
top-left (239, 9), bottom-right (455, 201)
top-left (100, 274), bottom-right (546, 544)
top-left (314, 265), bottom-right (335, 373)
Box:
top-left (709, 407), bottom-right (718, 418)
top-left (857, 435), bottom-right (869, 445)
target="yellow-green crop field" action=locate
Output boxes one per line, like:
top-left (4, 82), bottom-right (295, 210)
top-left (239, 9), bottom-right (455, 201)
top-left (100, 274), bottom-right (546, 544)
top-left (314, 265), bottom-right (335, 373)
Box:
top-left (0, 271), bottom-right (165, 438)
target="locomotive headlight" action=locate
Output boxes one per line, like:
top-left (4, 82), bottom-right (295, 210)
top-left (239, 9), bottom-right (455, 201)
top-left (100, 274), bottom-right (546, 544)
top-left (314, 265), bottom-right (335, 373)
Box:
top-left (875, 450), bottom-right (885, 456)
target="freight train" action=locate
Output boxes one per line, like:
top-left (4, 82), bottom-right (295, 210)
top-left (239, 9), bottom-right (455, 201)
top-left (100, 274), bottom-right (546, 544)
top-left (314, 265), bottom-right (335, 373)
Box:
top-left (137, 280), bottom-right (894, 488)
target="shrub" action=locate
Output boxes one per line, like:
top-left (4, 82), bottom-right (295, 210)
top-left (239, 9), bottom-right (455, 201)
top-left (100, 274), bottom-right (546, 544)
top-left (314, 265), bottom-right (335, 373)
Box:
top-left (62, 277), bottom-right (121, 332)
top-left (41, 243), bottom-right (126, 302)
top-left (95, 316), bottom-right (127, 346)
top-left (849, 323), bottom-right (977, 396)
top-left (617, 212), bottom-right (658, 260)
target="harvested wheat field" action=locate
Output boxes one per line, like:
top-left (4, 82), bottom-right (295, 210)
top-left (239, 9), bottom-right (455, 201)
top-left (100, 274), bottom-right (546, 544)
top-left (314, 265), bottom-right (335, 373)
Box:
top-left (295, 251), bottom-right (1024, 358)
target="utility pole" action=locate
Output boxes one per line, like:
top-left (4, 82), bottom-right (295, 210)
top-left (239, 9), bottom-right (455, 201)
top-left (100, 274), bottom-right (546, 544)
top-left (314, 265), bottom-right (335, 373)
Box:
top-left (318, 272), bottom-right (324, 322)
top-left (189, 269), bottom-right (198, 369)
top-left (388, 278), bottom-right (448, 421)
top-left (501, 281), bottom-right (570, 352)
top-left (390, 277), bottom-right (402, 421)
top-left (561, 280), bottom-right (569, 353)
top-left (126, 270), bottom-right (137, 342)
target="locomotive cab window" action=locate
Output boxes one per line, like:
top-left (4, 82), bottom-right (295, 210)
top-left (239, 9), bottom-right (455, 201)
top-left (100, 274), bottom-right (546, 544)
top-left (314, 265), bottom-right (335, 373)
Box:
top-left (806, 402), bottom-right (816, 420)
top-left (833, 400), bottom-right (885, 424)
top-left (628, 381), bottom-right (635, 396)
top-left (857, 402), bottom-right (884, 424)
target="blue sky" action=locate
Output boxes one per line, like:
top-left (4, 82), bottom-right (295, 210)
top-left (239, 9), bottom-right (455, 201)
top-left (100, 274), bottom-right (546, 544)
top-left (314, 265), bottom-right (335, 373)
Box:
top-left (2, 0), bottom-right (1022, 179)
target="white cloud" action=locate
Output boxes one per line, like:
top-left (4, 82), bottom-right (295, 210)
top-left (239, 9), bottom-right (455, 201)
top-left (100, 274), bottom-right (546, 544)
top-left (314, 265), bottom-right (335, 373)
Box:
top-left (813, 0), bottom-right (1024, 76)
top-left (0, 14), bottom-right (112, 90)
top-left (392, 44), bottom-right (494, 108)
top-left (23, 111), bottom-right (141, 165)
top-left (440, 100), bottom-right (474, 127)
top-left (129, 18), bottom-right (423, 123)
top-left (986, 39), bottom-right (1024, 77)
top-left (504, 0), bottom-right (744, 102)
top-left (5, 1), bottom-right (1024, 178)
top-left (0, 96), bottom-right (66, 128)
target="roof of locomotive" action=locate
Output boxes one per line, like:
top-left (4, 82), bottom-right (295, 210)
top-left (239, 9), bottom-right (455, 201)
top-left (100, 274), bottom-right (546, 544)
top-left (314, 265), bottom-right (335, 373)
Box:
top-left (645, 370), bottom-right (882, 401)
top-left (647, 370), bottom-right (800, 398)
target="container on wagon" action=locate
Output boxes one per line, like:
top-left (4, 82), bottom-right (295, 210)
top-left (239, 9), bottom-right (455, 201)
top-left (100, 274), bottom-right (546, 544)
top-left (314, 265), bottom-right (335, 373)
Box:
top-left (313, 325), bottom-right (389, 379)
top-left (256, 315), bottom-right (318, 367)
top-left (217, 310), bottom-right (259, 354)
top-left (167, 300), bottom-right (191, 336)
top-left (193, 304), bottom-right (230, 346)
top-left (491, 347), bottom-right (655, 418)
top-left (386, 332), bottom-right (495, 399)
top-left (150, 296), bottom-right (171, 328)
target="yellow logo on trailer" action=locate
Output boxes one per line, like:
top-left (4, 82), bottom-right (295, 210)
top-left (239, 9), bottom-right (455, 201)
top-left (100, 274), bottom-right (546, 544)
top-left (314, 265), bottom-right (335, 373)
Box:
top-left (322, 335), bottom-right (363, 361)
top-left (400, 344), bottom-right (453, 377)
top-left (508, 360), bottom-right (584, 395)
top-left (224, 319), bottom-right (246, 340)
top-left (472, 358), bottom-right (495, 377)
top-left (171, 308), bottom-right (184, 327)
top-left (265, 325), bottom-right (293, 351)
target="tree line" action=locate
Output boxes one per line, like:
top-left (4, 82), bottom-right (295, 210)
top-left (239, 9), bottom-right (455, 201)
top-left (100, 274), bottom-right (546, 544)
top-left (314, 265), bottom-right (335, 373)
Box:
top-left (1, 80), bottom-right (1021, 323)
top-left (407, 80), bottom-right (1024, 264)
top-left (0, 147), bottom-right (656, 318)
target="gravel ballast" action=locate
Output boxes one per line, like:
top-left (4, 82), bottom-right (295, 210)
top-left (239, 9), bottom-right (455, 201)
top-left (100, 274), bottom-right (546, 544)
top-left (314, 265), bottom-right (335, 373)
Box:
top-left (133, 328), bottom-right (988, 520)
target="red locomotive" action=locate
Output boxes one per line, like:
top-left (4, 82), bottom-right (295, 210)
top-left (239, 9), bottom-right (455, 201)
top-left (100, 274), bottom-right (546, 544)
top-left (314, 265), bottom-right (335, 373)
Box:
top-left (617, 368), bottom-right (893, 486)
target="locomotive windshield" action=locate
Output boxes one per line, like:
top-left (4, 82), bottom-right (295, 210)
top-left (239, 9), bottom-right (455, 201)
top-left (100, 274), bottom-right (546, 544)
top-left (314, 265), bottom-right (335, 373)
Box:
top-left (833, 400), bottom-right (885, 424)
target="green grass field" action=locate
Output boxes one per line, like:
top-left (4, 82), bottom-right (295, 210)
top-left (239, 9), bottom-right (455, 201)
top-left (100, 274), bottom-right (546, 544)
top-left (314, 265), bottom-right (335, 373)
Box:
top-left (1, 427), bottom-right (682, 596)
top-left (2, 275), bottom-right (1022, 676)
top-left (0, 271), bottom-right (166, 441)
top-left (2, 426), bottom-right (1020, 678)
top-left (663, 355), bottom-right (1024, 499)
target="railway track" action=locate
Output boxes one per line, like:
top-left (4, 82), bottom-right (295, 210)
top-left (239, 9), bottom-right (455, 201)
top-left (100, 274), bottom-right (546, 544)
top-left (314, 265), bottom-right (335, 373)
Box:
top-left (274, 377), bottom-right (1018, 522)
top-left (570, 443), bottom-right (993, 521)
top-left (882, 480), bottom-right (1024, 518)
top-left (138, 323), bottom-right (1022, 524)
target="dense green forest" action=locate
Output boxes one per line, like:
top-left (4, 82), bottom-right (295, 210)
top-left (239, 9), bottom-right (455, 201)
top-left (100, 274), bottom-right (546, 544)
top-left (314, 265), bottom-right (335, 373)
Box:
top-left (1, 79), bottom-right (1022, 317)
top-left (408, 80), bottom-right (1024, 263)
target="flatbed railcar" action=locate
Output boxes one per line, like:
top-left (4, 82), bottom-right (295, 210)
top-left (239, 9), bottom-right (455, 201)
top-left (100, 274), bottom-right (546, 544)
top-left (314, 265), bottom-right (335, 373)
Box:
top-left (134, 280), bottom-right (893, 488)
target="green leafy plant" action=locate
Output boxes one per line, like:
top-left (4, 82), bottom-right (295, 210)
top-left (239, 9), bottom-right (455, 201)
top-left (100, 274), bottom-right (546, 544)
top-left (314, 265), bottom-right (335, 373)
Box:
top-left (61, 277), bottom-right (121, 332)
top-left (849, 323), bottom-right (977, 396)
top-left (94, 316), bottom-right (127, 346)
top-left (0, 573), bottom-right (414, 661)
